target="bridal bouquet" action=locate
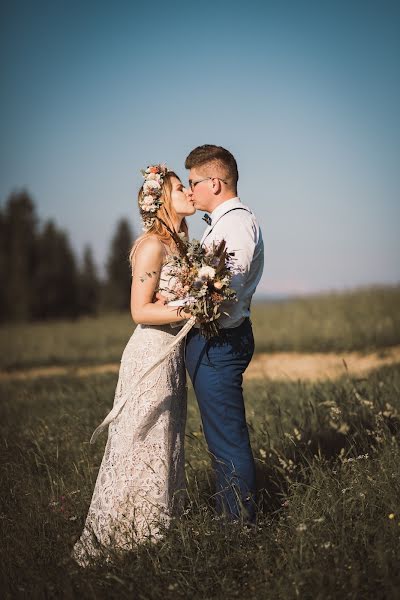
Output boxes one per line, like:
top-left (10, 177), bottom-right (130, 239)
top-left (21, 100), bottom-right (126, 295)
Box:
top-left (161, 233), bottom-right (237, 338)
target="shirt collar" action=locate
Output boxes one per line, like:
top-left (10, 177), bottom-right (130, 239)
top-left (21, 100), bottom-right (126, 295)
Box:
top-left (209, 197), bottom-right (241, 224)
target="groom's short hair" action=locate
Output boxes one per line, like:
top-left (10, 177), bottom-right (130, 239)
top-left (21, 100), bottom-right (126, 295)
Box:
top-left (185, 145), bottom-right (238, 186)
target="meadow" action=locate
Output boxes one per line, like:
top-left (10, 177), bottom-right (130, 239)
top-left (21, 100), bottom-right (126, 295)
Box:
top-left (0, 286), bottom-right (399, 599)
top-left (0, 285), bottom-right (399, 371)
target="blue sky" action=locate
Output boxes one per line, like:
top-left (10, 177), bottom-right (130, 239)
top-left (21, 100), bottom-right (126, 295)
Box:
top-left (1, 0), bottom-right (399, 294)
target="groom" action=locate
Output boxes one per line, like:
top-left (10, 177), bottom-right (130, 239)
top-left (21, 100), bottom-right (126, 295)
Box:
top-left (185, 144), bottom-right (264, 522)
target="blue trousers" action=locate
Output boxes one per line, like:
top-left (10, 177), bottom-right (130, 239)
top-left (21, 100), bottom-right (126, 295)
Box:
top-left (185, 318), bottom-right (256, 521)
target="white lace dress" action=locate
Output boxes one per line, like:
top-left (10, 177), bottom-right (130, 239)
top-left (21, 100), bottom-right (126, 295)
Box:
top-left (72, 262), bottom-right (187, 567)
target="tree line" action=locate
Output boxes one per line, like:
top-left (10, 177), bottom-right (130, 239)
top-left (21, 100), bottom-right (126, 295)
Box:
top-left (0, 189), bottom-right (135, 323)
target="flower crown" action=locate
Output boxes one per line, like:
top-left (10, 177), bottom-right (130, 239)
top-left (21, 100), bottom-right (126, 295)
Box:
top-left (139, 163), bottom-right (169, 231)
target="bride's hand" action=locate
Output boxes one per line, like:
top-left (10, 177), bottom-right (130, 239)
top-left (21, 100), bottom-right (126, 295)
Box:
top-left (154, 292), bottom-right (168, 305)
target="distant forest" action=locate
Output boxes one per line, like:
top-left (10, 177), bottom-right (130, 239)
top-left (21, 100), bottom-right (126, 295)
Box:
top-left (0, 190), bottom-right (135, 322)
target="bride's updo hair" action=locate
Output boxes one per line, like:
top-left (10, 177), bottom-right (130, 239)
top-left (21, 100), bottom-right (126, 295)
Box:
top-left (129, 171), bottom-right (188, 272)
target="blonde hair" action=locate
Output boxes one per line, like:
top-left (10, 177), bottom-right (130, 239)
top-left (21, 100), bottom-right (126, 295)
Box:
top-left (129, 171), bottom-right (188, 273)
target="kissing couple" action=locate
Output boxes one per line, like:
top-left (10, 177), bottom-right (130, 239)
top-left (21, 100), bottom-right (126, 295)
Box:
top-left (72, 144), bottom-right (264, 566)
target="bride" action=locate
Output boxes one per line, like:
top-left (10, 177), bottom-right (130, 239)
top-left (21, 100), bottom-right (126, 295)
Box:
top-left (72, 165), bottom-right (195, 566)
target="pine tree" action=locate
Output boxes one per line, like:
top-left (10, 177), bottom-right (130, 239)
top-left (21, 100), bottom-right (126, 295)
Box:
top-left (78, 245), bottom-right (100, 315)
top-left (1, 190), bottom-right (38, 321)
top-left (0, 205), bottom-right (6, 321)
top-left (105, 219), bottom-right (134, 311)
top-left (32, 220), bottom-right (80, 319)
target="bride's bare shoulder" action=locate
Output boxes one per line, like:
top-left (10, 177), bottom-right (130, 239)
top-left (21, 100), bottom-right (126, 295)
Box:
top-left (132, 235), bottom-right (166, 263)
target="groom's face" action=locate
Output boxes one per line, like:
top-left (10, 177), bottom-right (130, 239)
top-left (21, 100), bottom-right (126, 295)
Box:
top-left (188, 167), bottom-right (213, 212)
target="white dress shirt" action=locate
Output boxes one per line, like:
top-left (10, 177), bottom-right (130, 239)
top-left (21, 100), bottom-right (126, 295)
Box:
top-left (200, 197), bottom-right (264, 329)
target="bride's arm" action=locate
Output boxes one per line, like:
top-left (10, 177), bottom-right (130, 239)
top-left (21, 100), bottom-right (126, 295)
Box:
top-left (130, 237), bottom-right (189, 325)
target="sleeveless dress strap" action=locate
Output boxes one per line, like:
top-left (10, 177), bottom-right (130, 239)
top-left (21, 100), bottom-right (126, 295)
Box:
top-left (131, 236), bottom-right (168, 271)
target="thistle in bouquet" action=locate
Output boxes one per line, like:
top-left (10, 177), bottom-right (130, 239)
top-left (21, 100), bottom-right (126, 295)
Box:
top-left (160, 226), bottom-right (237, 339)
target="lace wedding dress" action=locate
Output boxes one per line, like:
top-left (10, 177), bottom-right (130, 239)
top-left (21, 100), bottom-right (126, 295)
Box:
top-left (72, 259), bottom-right (187, 567)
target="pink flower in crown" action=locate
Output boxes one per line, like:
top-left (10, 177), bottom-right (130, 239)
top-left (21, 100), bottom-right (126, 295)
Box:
top-left (139, 163), bottom-right (169, 229)
top-left (143, 179), bottom-right (161, 193)
top-left (141, 195), bottom-right (156, 209)
top-left (146, 172), bottom-right (162, 182)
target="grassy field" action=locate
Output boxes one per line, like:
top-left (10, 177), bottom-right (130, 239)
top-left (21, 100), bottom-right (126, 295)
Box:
top-left (252, 284), bottom-right (400, 353)
top-left (1, 285), bottom-right (399, 598)
top-left (1, 365), bottom-right (399, 599)
top-left (0, 285), bottom-right (399, 370)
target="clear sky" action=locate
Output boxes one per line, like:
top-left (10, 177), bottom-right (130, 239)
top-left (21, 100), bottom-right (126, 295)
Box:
top-left (1, 0), bottom-right (399, 295)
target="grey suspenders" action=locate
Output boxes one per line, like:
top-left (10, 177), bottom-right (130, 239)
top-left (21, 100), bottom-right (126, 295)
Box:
top-left (201, 206), bottom-right (253, 245)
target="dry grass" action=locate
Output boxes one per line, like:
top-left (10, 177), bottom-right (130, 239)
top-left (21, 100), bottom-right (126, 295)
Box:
top-left (1, 345), bottom-right (399, 383)
top-left (1, 365), bottom-right (399, 598)
top-left (0, 285), bottom-right (399, 371)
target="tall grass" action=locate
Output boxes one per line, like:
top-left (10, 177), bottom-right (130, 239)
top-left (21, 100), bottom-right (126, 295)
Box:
top-left (1, 285), bottom-right (399, 370)
top-left (1, 366), bottom-right (399, 598)
top-left (0, 313), bottom-right (133, 371)
top-left (252, 284), bottom-right (400, 353)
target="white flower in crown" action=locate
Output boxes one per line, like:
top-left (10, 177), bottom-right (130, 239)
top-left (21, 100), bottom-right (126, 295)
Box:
top-left (138, 163), bottom-right (169, 230)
